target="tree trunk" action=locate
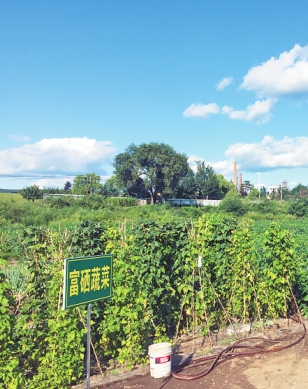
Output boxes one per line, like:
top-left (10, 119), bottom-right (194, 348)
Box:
top-left (150, 191), bottom-right (154, 204)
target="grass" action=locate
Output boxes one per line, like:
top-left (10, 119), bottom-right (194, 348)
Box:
top-left (0, 193), bottom-right (27, 204)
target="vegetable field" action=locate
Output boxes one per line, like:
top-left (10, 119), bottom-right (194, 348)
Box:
top-left (1, 214), bottom-right (308, 388)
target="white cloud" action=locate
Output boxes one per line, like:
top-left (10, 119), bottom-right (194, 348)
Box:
top-left (187, 155), bottom-right (205, 172)
top-left (10, 134), bottom-right (30, 142)
top-left (225, 135), bottom-right (308, 170)
top-left (184, 45), bottom-right (308, 125)
top-left (241, 44), bottom-right (308, 97)
top-left (188, 136), bottom-right (308, 182)
top-left (33, 178), bottom-right (71, 189)
top-left (0, 137), bottom-right (116, 175)
top-left (187, 155), bottom-right (235, 176)
top-left (222, 98), bottom-right (277, 123)
top-left (216, 77), bottom-right (233, 90)
top-left (210, 160), bottom-right (236, 176)
top-left (183, 103), bottom-right (220, 118)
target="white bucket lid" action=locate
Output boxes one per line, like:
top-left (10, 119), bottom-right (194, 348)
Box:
top-left (148, 342), bottom-right (172, 352)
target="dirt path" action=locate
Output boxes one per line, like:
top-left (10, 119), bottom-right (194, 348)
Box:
top-left (77, 320), bottom-right (308, 389)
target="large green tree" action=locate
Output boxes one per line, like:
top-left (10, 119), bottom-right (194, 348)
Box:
top-left (240, 180), bottom-right (253, 196)
top-left (173, 166), bottom-right (198, 199)
top-left (216, 174), bottom-right (233, 197)
top-left (72, 173), bottom-right (103, 195)
top-left (246, 187), bottom-right (260, 200)
top-left (290, 183), bottom-right (308, 198)
top-left (113, 143), bottom-right (188, 204)
top-left (102, 175), bottom-right (123, 197)
top-left (20, 185), bottom-right (43, 202)
top-left (195, 161), bottom-right (223, 199)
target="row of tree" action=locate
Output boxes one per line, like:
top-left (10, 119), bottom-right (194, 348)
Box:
top-left (20, 143), bottom-right (235, 203)
top-left (19, 142), bottom-right (308, 204)
top-left (108, 143), bottom-right (234, 203)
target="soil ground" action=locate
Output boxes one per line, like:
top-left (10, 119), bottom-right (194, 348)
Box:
top-left (74, 318), bottom-right (308, 389)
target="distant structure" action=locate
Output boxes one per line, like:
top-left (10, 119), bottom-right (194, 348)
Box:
top-left (266, 180), bottom-right (288, 199)
top-left (43, 193), bottom-right (84, 199)
top-left (167, 199), bottom-right (221, 207)
top-left (233, 161), bottom-right (243, 191)
top-left (233, 162), bottom-right (237, 190)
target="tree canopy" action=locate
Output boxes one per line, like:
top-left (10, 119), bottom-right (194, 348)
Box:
top-left (290, 183), bottom-right (308, 198)
top-left (64, 181), bottom-right (72, 191)
top-left (195, 161), bottom-right (223, 200)
top-left (20, 185), bottom-right (43, 202)
top-left (113, 143), bottom-right (188, 203)
top-left (72, 173), bottom-right (103, 195)
top-left (102, 175), bottom-right (123, 197)
top-left (173, 166), bottom-right (198, 199)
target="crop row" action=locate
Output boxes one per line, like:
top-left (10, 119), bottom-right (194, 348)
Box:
top-left (1, 215), bottom-right (308, 388)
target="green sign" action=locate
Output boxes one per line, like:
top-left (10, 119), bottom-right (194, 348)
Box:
top-left (63, 254), bottom-right (113, 310)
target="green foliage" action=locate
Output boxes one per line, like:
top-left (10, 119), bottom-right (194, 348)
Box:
top-left (195, 162), bottom-right (223, 200)
top-left (0, 225), bottom-right (24, 261)
top-left (246, 187), bottom-right (259, 200)
top-left (0, 193), bottom-right (26, 204)
top-left (259, 222), bottom-right (298, 318)
top-left (173, 166), bottom-right (198, 199)
top-left (71, 220), bottom-right (107, 256)
top-left (185, 214), bottom-right (237, 329)
top-left (0, 272), bottom-right (25, 389)
top-left (247, 199), bottom-right (278, 215)
top-left (271, 186), bottom-right (289, 201)
top-left (20, 185), bottom-right (43, 203)
top-left (102, 175), bottom-right (123, 197)
top-left (103, 197), bottom-right (137, 208)
top-left (75, 194), bottom-right (104, 210)
top-left (13, 227), bottom-right (86, 388)
top-left (219, 190), bottom-right (247, 216)
top-left (2, 264), bottom-right (29, 311)
top-left (288, 198), bottom-right (308, 217)
top-left (72, 173), bottom-right (103, 195)
top-left (44, 195), bottom-right (73, 209)
top-left (240, 180), bottom-right (253, 196)
top-left (133, 221), bottom-right (189, 332)
top-left (114, 143), bottom-right (188, 203)
top-left (223, 188), bottom-right (241, 199)
top-left (98, 225), bottom-right (150, 367)
top-left (98, 221), bottom-right (190, 367)
top-left (42, 187), bottom-right (64, 195)
top-left (290, 183), bottom-right (308, 199)
top-left (260, 186), bottom-right (267, 199)
top-left (226, 220), bottom-right (258, 322)
top-left (216, 174), bottom-right (233, 197)
top-left (3, 195), bottom-right (308, 387)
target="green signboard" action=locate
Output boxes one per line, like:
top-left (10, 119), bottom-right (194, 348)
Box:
top-left (63, 254), bottom-right (113, 310)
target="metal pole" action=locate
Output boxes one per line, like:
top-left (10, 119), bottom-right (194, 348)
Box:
top-left (87, 303), bottom-right (91, 389)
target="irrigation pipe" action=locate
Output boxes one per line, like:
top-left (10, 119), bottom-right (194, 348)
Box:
top-left (171, 315), bottom-right (306, 381)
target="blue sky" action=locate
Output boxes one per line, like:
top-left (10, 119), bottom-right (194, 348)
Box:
top-left (1, 0), bottom-right (308, 190)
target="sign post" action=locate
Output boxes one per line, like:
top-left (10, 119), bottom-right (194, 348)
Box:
top-left (87, 303), bottom-right (91, 389)
top-left (63, 254), bottom-right (113, 388)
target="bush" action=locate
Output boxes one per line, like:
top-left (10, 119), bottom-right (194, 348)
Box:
top-left (104, 197), bottom-right (137, 208)
top-left (288, 198), bottom-right (308, 218)
top-left (219, 192), bottom-right (247, 216)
